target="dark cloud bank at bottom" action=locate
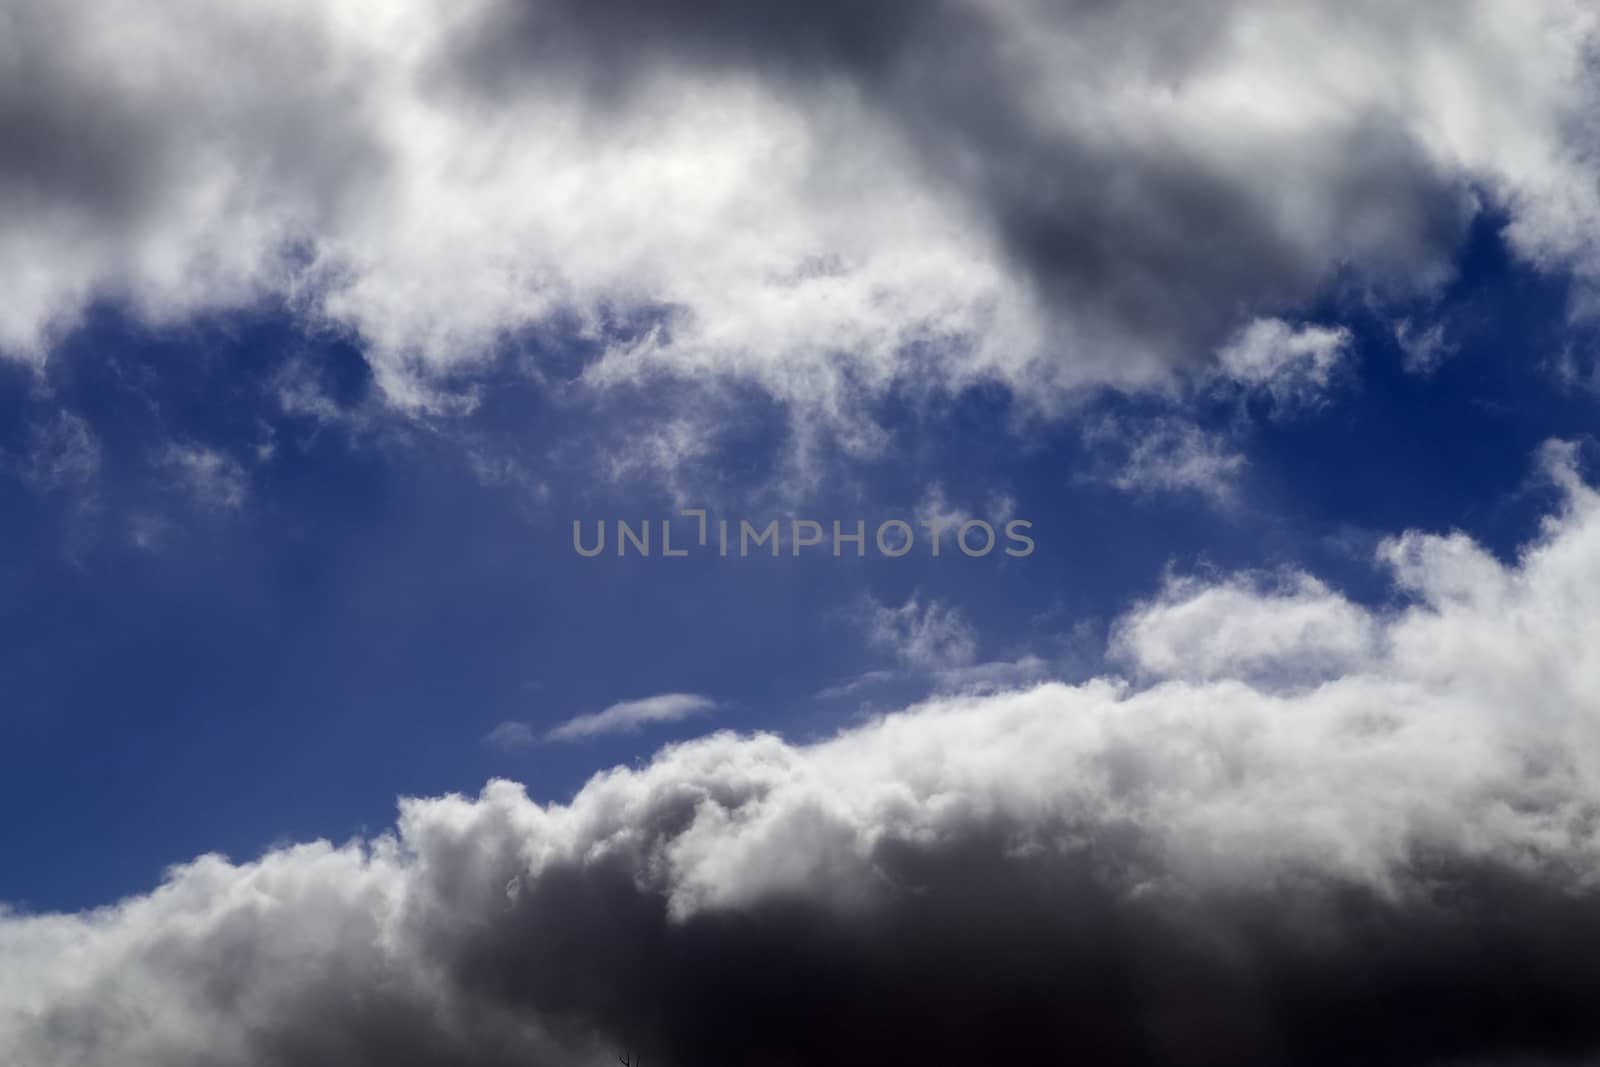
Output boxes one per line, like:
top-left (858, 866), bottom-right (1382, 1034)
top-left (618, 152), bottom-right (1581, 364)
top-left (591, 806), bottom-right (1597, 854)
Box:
top-left (462, 840), bottom-right (1600, 1067)
top-left (17, 820), bottom-right (1600, 1067)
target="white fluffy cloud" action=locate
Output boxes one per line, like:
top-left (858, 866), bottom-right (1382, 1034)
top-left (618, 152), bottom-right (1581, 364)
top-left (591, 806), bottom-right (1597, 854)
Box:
top-left (4, 0), bottom-right (1599, 418)
top-left (1112, 572), bottom-right (1377, 685)
top-left (6, 444), bottom-right (1600, 1063)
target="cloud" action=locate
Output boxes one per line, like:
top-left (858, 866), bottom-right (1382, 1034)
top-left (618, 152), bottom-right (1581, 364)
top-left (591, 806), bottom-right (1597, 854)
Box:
top-left (1076, 320), bottom-right (1351, 506)
top-left (17, 410), bottom-right (100, 489)
top-left (1112, 572), bottom-right (1379, 686)
top-left (6, 445), bottom-right (1600, 1063)
top-left (812, 669), bottom-right (897, 702)
top-left (1082, 415), bottom-right (1247, 504)
top-left (483, 721), bottom-right (539, 752)
top-left (912, 483), bottom-right (972, 533)
top-left (158, 442), bottom-right (249, 510)
top-left (3, 0), bottom-right (1598, 420)
top-left (545, 693), bottom-right (716, 743)
top-left (1395, 317), bottom-right (1457, 376)
top-left (929, 653), bottom-right (1054, 695)
top-left (1213, 318), bottom-right (1353, 410)
top-left (864, 594), bottom-right (978, 669)
top-left (913, 483), bottom-right (1016, 535)
top-left (600, 417), bottom-right (720, 509)
top-left (127, 513), bottom-right (178, 552)
top-left (1554, 343), bottom-right (1600, 394)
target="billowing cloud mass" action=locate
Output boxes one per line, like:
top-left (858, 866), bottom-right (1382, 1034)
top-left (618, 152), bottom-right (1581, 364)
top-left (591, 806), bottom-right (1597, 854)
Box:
top-left (3, 0), bottom-right (1599, 414)
top-left (6, 443), bottom-right (1600, 1065)
top-left (1111, 571), bottom-right (1377, 684)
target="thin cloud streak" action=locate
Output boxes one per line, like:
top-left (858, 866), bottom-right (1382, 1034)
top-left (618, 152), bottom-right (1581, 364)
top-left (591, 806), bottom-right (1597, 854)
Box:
top-left (546, 692), bottom-right (717, 742)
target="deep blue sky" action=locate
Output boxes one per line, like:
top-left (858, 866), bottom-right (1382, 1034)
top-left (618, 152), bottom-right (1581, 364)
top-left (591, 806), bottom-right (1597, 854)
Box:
top-left (1, 218), bottom-right (1596, 912)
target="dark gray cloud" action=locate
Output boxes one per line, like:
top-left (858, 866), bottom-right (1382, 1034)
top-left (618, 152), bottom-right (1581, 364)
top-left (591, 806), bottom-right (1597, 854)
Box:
top-left (460, 834), bottom-right (1600, 1066)
top-left (10, 779), bottom-right (1600, 1066)
top-left (448, 0), bottom-right (953, 92)
top-left (0, 0), bottom-right (384, 352)
top-left (449, 0), bottom-right (1480, 374)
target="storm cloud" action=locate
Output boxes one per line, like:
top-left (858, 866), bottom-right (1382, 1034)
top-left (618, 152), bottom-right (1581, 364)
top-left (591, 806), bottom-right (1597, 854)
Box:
top-left (6, 443), bottom-right (1600, 1065)
top-left (2, 0), bottom-right (1598, 414)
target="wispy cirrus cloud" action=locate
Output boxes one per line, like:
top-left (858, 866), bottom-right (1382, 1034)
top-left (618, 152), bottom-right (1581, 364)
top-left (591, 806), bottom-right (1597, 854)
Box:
top-left (1394, 317), bottom-right (1456, 376)
top-left (1212, 317), bottom-right (1353, 412)
top-left (548, 692), bottom-right (716, 742)
top-left (863, 594), bottom-right (978, 670)
top-left (482, 721), bottom-right (539, 752)
top-left (157, 442), bottom-right (249, 511)
top-left (17, 411), bottom-right (100, 490)
top-left (1081, 415), bottom-right (1248, 505)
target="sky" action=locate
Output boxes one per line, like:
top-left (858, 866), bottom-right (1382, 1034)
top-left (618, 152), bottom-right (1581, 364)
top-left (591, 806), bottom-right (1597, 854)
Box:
top-left (4, 2), bottom-right (1600, 1065)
